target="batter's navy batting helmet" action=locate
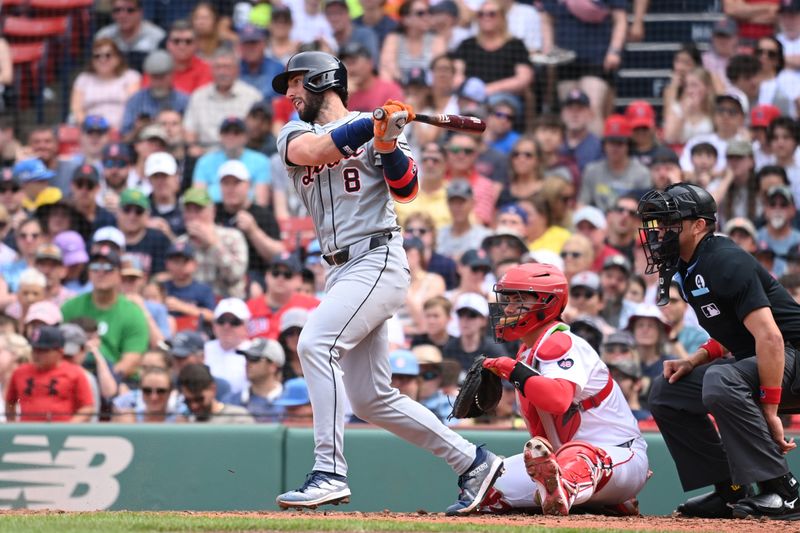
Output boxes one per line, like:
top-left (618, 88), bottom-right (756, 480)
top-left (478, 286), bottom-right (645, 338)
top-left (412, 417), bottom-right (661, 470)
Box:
top-left (272, 51), bottom-right (348, 95)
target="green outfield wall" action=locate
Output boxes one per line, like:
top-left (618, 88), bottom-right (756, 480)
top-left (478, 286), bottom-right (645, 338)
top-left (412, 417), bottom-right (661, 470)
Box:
top-left (0, 424), bottom-right (777, 515)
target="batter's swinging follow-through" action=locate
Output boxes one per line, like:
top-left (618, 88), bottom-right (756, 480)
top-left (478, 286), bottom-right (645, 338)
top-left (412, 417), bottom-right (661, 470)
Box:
top-left (270, 51), bottom-right (503, 515)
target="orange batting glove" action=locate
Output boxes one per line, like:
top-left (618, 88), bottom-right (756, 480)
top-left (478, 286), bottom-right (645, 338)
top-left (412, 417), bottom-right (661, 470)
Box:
top-left (373, 100), bottom-right (415, 153)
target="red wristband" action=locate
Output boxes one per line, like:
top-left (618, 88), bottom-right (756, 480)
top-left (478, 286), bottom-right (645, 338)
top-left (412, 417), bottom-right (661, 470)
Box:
top-left (759, 386), bottom-right (782, 405)
top-left (700, 338), bottom-right (724, 360)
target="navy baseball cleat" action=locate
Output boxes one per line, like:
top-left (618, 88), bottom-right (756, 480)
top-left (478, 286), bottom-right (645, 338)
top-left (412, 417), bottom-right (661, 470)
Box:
top-left (445, 445), bottom-right (504, 515)
top-left (276, 471), bottom-right (351, 510)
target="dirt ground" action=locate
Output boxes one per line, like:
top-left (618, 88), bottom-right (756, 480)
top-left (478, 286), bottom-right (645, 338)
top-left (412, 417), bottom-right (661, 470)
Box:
top-left (192, 510), bottom-right (800, 533)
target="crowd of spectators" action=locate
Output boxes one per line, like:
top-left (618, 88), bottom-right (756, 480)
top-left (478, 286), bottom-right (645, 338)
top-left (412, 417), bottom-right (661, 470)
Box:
top-left (3, 0), bottom-right (800, 428)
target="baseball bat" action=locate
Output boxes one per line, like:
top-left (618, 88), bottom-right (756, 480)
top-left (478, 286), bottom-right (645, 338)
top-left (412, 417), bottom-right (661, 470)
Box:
top-left (372, 108), bottom-right (486, 133)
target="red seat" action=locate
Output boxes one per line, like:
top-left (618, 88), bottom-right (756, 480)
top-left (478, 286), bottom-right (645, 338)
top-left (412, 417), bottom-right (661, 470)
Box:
top-left (28, 0), bottom-right (93, 8)
top-left (280, 216), bottom-right (317, 252)
top-left (9, 41), bottom-right (45, 65)
top-left (57, 124), bottom-right (80, 155)
top-left (174, 315), bottom-right (200, 333)
top-left (2, 15), bottom-right (69, 38)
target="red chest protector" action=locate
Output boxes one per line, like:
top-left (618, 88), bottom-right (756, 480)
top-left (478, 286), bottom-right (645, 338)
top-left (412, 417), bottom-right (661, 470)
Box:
top-left (515, 324), bottom-right (613, 445)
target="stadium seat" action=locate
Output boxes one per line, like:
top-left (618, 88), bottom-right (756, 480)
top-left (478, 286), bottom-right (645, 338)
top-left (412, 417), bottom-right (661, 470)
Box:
top-left (56, 124), bottom-right (80, 155)
top-left (9, 41), bottom-right (46, 122)
top-left (2, 15), bottom-right (69, 39)
top-left (280, 216), bottom-right (316, 252)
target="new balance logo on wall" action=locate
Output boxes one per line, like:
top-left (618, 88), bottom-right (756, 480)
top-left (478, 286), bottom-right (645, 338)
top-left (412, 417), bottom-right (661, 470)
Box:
top-left (0, 435), bottom-right (134, 510)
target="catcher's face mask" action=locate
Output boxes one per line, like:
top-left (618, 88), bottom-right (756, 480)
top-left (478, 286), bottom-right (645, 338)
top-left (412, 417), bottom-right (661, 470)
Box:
top-left (491, 290), bottom-right (558, 342)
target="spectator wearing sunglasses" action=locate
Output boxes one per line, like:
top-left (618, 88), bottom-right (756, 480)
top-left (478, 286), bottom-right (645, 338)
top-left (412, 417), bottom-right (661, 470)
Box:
top-left (605, 194), bottom-right (639, 265)
top-left (61, 246), bottom-right (149, 379)
top-left (396, 142), bottom-right (451, 231)
top-left (484, 95), bottom-right (520, 155)
top-left (204, 298), bottom-right (252, 395)
top-left (404, 211), bottom-right (458, 290)
top-left (562, 271), bottom-right (613, 336)
top-left (227, 337), bottom-right (287, 422)
top-left (97, 143), bottom-right (133, 212)
top-left (178, 363), bottom-right (254, 424)
top-left (117, 189), bottom-right (171, 276)
top-left (96, 0), bottom-right (166, 72)
top-left (444, 133), bottom-right (498, 227)
top-left (114, 366), bottom-right (177, 423)
top-left (389, 349), bottom-right (421, 402)
top-left (412, 344), bottom-right (453, 424)
top-left (443, 292), bottom-right (507, 371)
top-left (437, 180), bottom-right (491, 261)
top-left (247, 254), bottom-right (319, 340)
top-left (68, 165), bottom-right (118, 237)
top-left (572, 205), bottom-right (621, 273)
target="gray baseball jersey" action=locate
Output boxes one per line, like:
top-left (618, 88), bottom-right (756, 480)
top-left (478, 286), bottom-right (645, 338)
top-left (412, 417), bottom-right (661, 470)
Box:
top-left (277, 111), bottom-right (413, 253)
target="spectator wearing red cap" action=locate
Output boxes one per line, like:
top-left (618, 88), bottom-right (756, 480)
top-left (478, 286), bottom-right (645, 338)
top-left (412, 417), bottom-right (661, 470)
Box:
top-left (626, 100), bottom-right (660, 167)
top-left (750, 103), bottom-right (782, 167)
top-left (578, 114), bottom-right (650, 212)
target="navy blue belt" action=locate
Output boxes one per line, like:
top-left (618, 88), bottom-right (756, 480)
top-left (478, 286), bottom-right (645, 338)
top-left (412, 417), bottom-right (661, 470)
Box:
top-left (322, 233), bottom-right (392, 266)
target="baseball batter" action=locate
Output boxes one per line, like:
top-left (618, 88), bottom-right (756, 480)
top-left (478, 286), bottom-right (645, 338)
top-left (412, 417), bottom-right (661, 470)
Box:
top-left (477, 263), bottom-right (649, 515)
top-left (271, 51), bottom-right (503, 514)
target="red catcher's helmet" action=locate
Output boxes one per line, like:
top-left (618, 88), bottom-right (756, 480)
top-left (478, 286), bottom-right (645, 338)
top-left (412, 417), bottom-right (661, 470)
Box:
top-left (491, 263), bottom-right (568, 342)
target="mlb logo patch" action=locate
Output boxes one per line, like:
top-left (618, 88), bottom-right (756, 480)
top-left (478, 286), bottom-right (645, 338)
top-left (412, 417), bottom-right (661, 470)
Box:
top-left (558, 358), bottom-right (574, 370)
top-left (701, 303), bottom-right (721, 318)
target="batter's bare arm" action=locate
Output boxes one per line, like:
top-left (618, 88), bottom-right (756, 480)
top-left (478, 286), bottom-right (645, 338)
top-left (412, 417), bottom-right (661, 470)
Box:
top-left (288, 118), bottom-right (375, 166)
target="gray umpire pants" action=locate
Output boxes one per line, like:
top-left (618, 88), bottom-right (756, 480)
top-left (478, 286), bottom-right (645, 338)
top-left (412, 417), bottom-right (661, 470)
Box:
top-left (296, 238), bottom-right (476, 478)
top-left (649, 346), bottom-right (797, 491)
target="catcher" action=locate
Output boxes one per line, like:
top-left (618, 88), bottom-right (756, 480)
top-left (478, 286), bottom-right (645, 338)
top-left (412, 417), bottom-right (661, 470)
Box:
top-left (452, 263), bottom-right (649, 515)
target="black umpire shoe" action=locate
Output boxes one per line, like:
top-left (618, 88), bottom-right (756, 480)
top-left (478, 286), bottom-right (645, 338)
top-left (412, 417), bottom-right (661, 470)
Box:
top-left (731, 474), bottom-right (800, 520)
top-left (676, 484), bottom-right (753, 518)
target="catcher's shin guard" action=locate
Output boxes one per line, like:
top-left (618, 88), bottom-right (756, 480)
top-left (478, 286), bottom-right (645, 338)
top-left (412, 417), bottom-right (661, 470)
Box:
top-left (524, 437), bottom-right (612, 515)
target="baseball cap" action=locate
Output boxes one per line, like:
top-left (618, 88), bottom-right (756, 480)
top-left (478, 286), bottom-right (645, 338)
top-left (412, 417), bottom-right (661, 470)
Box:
top-left (455, 292), bottom-right (490, 317)
top-left (573, 205), bottom-right (607, 230)
top-left (120, 188), bottom-right (150, 210)
top-left (603, 330), bottom-right (635, 350)
top-left (72, 164), bottom-right (100, 183)
top-left (324, 0), bottom-right (348, 8)
top-left (767, 185), bottom-right (794, 204)
top-left (161, 331), bottom-right (205, 358)
top-left (726, 139), bottom-right (753, 157)
top-left (723, 217), bottom-right (758, 241)
top-left (35, 243), bottom-right (63, 263)
top-left (53, 231), bottom-right (89, 267)
top-left (93, 226), bottom-right (126, 250)
top-left (602, 254), bottom-right (632, 275)
top-left (60, 323), bottom-right (87, 357)
top-left (712, 17), bottom-right (738, 36)
top-left (787, 243), bottom-right (800, 262)
top-left (716, 91), bottom-right (748, 115)
top-left (213, 298), bottom-right (251, 321)
top-left (239, 23), bottom-right (267, 42)
top-left (651, 146), bottom-right (680, 167)
top-left (460, 248), bottom-right (492, 270)
top-left (220, 116), bottom-right (246, 132)
top-left (498, 203), bottom-right (528, 225)
top-left (780, 0), bottom-right (800, 13)
top-left (570, 271), bottom-right (600, 291)
top-left (271, 252), bottom-right (303, 273)
top-left (237, 338), bottom-right (286, 366)
top-left (603, 114), bottom-right (632, 140)
top-left (274, 377), bottom-right (310, 407)
top-left (89, 244), bottom-right (122, 267)
top-left (607, 359), bottom-right (642, 380)
top-left (625, 303), bottom-right (671, 333)
top-left (138, 124), bottom-right (168, 144)
top-left (481, 225), bottom-right (528, 252)
top-left (446, 179), bottom-right (473, 200)
top-left (249, 101), bottom-right (273, 119)
top-left (389, 349), bottom-right (419, 376)
top-left (755, 240), bottom-right (776, 257)
top-left (401, 67), bottom-right (428, 87)
top-left (182, 186), bottom-right (212, 207)
top-left (218, 159), bottom-right (251, 181)
top-left (751, 104), bottom-right (781, 128)
top-left (488, 94), bottom-right (521, 117)
top-left (412, 344), bottom-right (443, 365)
top-left (280, 307), bottom-right (310, 333)
top-left (143, 49), bottom-right (174, 75)
top-left (430, 0), bottom-right (458, 17)
top-left (458, 77), bottom-right (487, 104)
top-left (625, 100), bottom-right (656, 130)
top-left (145, 152), bottom-right (178, 177)
top-left (166, 241), bottom-right (195, 259)
top-left (339, 41), bottom-right (372, 61)
top-left (562, 88), bottom-right (590, 107)
top-left (13, 158), bottom-right (55, 182)
top-left (120, 254), bottom-right (145, 277)
top-left (103, 142), bottom-right (132, 164)
top-left (82, 115), bottom-right (110, 133)
top-left (402, 235), bottom-right (425, 253)
top-left (25, 301), bottom-right (63, 325)
top-left (29, 325), bottom-right (64, 350)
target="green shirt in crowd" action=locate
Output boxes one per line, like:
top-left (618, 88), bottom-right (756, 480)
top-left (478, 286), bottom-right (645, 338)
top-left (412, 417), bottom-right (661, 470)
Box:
top-left (61, 293), bottom-right (149, 364)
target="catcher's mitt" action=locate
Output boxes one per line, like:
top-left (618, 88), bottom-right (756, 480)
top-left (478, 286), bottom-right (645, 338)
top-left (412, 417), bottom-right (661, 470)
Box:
top-left (450, 356), bottom-right (502, 419)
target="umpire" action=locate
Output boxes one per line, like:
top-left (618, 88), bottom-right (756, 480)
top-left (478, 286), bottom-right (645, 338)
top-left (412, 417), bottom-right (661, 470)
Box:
top-left (639, 182), bottom-right (800, 520)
